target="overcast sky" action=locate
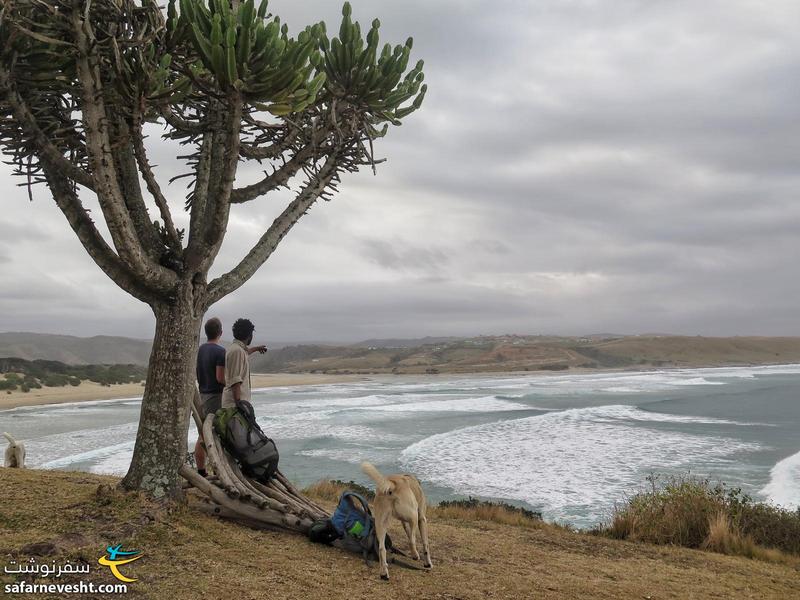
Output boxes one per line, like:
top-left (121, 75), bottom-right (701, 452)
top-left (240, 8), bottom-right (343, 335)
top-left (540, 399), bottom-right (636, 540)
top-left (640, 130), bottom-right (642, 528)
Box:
top-left (1, 0), bottom-right (799, 343)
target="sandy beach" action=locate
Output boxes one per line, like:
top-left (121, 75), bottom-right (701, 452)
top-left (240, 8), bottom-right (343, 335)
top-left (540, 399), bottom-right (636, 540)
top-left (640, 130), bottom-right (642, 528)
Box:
top-left (0, 373), bottom-right (367, 410)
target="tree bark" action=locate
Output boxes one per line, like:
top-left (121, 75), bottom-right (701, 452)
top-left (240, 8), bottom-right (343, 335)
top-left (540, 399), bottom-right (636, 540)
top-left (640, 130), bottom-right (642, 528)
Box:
top-left (119, 291), bottom-right (201, 499)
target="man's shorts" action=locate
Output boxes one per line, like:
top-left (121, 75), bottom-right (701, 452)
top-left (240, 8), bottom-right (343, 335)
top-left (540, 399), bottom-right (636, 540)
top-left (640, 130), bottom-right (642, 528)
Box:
top-left (198, 392), bottom-right (222, 422)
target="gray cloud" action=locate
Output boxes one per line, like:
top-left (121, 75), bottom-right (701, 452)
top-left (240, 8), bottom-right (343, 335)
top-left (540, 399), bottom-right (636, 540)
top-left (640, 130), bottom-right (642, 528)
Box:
top-left (360, 239), bottom-right (450, 273)
top-left (1, 0), bottom-right (799, 341)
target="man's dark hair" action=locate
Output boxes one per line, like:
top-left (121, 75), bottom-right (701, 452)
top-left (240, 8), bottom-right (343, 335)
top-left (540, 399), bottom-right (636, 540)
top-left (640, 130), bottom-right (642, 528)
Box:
top-left (204, 317), bottom-right (222, 340)
top-left (232, 318), bottom-right (255, 342)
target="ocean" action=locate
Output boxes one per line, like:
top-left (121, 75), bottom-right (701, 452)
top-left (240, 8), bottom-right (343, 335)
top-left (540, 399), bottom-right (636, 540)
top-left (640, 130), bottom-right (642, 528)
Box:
top-left (2, 365), bottom-right (798, 529)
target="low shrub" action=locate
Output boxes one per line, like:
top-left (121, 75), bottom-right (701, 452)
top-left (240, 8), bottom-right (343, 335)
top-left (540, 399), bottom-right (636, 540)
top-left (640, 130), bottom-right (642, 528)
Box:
top-left (303, 479), bottom-right (375, 502)
top-left (433, 496), bottom-right (542, 528)
top-left (596, 474), bottom-right (800, 558)
top-left (43, 373), bottom-right (70, 387)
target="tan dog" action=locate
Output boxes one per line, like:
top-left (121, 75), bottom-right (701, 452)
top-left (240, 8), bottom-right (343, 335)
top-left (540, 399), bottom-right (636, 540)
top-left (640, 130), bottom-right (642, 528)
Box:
top-left (3, 432), bottom-right (26, 468)
top-left (361, 462), bottom-right (432, 580)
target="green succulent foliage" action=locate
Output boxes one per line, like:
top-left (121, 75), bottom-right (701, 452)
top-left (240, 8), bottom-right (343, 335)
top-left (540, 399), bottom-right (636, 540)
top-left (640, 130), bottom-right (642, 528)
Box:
top-left (173, 0), bottom-right (425, 123)
top-left (320, 2), bottom-right (427, 133)
top-left (177, 0), bottom-right (327, 115)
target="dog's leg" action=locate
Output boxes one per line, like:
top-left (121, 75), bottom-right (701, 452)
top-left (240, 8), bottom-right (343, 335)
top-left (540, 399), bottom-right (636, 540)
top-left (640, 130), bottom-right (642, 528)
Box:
top-left (375, 511), bottom-right (391, 580)
top-left (418, 509), bottom-right (433, 569)
top-left (402, 520), bottom-right (420, 561)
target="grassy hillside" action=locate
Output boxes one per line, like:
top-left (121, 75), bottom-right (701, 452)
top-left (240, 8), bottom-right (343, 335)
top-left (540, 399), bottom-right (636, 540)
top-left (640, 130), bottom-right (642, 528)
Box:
top-left (0, 468), bottom-right (798, 599)
top-left (587, 336), bottom-right (800, 368)
top-left (250, 335), bottom-right (800, 374)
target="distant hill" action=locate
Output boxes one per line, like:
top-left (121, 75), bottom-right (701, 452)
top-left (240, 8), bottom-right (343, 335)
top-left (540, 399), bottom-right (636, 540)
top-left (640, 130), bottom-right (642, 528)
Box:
top-left (351, 336), bottom-right (464, 348)
top-left (251, 334), bottom-right (800, 375)
top-left (3, 332), bottom-right (800, 374)
top-left (0, 332), bottom-right (153, 365)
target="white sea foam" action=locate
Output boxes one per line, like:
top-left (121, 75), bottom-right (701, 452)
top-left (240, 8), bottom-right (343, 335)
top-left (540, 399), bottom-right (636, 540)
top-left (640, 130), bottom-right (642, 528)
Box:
top-left (400, 405), bottom-right (761, 526)
top-left (760, 450), bottom-right (800, 509)
top-left (30, 422), bottom-right (139, 472)
top-left (25, 423), bottom-right (138, 469)
top-left (295, 447), bottom-right (394, 464)
top-left (260, 414), bottom-right (402, 443)
top-left (613, 408), bottom-right (756, 426)
top-left (522, 372), bottom-right (727, 395)
top-left (38, 441), bottom-right (135, 471)
top-left (351, 395), bottom-right (531, 413)
top-left (1, 396), bottom-right (143, 415)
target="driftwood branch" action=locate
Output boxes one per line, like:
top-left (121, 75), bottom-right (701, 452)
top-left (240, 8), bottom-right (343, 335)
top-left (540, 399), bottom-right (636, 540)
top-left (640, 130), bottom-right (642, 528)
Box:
top-left (183, 393), bottom-right (327, 533)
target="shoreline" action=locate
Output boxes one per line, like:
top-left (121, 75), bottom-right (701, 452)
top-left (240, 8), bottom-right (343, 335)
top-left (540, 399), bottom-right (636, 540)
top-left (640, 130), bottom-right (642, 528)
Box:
top-left (0, 373), bottom-right (367, 411)
top-left (2, 362), bottom-right (798, 411)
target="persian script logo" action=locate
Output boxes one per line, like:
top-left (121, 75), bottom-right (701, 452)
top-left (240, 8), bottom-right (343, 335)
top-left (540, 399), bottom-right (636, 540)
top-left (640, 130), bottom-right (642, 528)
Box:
top-left (97, 545), bottom-right (142, 583)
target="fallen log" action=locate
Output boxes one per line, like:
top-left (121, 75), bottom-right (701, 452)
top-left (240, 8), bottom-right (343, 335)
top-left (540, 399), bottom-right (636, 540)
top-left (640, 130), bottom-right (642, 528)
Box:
top-left (181, 392), bottom-right (328, 534)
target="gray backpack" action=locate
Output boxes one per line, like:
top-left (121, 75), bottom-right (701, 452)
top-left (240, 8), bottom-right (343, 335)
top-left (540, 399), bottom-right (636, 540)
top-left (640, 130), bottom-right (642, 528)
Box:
top-left (213, 400), bottom-right (279, 483)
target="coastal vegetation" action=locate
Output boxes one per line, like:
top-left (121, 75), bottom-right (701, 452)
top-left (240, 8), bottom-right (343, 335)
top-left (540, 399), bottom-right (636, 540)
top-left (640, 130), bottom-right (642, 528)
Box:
top-left (595, 474), bottom-right (800, 560)
top-left (0, 358), bottom-right (146, 392)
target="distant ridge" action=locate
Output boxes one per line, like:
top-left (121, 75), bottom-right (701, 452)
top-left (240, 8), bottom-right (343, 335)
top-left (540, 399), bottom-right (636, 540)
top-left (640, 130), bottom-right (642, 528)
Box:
top-left (0, 332), bottom-right (152, 365)
top-left (351, 336), bottom-right (464, 348)
top-left (3, 332), bottom-right (800, 374)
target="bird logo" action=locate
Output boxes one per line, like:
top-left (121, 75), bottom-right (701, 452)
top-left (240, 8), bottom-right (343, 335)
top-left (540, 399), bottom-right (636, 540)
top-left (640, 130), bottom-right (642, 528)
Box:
top-left (97, 545), bottom-right (142, 583)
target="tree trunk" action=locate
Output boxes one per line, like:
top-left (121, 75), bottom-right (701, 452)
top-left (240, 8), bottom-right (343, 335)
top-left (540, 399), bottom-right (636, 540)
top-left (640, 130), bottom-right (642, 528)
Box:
top-left (119, 293), bottom-right (201, 500)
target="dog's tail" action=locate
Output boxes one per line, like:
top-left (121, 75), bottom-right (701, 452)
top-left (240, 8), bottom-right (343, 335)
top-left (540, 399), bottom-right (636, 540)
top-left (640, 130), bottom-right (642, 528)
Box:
top-left (2, 432), bottom-right (17, 446)
top-left (361, 462), bottom-right (393, 495)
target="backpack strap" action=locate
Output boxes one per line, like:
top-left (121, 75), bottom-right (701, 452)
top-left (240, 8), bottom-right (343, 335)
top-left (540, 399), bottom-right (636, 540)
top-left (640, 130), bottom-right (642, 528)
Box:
top-left (342, 492), bottom-right (372, 516)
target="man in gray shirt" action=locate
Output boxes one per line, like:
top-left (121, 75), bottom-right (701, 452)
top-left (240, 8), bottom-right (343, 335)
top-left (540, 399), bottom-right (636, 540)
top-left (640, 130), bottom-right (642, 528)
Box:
top-left (222, 318), bottom-right (267, 408)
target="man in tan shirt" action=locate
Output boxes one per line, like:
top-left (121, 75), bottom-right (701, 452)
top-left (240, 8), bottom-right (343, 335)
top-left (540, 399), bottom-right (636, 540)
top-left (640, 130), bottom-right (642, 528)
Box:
top-left (222, 318), bottom-right (267, 408)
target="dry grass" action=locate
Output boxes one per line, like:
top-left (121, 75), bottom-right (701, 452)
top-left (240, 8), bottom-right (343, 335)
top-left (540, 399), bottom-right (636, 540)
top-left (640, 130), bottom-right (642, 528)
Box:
top-left (597, 474), bottom-right (800, 566)
top-left (702, 512), bottom-right (800, 567)
top-left (703, 512), bottom-right (757, 556)
top-left (1, 468), bottom-right (799, 600)
top-left (430, 497), bottom-right (544, 529)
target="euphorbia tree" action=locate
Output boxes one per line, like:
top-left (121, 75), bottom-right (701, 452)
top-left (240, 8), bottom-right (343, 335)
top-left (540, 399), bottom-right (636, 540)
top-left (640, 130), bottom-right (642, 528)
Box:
top-left (0, 0), bottom-right (426, 499)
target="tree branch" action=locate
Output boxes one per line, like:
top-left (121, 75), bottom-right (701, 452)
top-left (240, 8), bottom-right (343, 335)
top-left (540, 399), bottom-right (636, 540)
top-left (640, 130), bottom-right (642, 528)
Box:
top-left (184, 97), bottom-right (242, 273)
top-left (72, 9), bottom-right (174, 288)
top-left (110, 117), bottom-right (164, 262)
top-left (41, 157), bottom-right (161, 305)
top-left (132, 115), bottom-right (181, 249)
top-left (205, 154), bottom-right (340, 305)
top-left (0, 65), bottom-right (95, 191)
top-left (158, 103), bottom-right (207, 136)
top-left (230, 142), bottom-right (318, 204)
top-left (186, 132), bottom-right (212, 255)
